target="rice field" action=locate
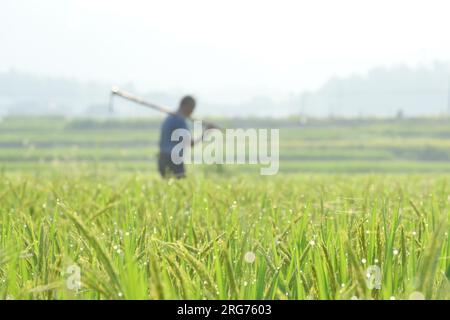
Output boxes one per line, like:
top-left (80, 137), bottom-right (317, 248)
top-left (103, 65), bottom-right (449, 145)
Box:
top-left (2, 116), bottom-right (450, 173)
top-left (0, 117), bottom-right (449, 300)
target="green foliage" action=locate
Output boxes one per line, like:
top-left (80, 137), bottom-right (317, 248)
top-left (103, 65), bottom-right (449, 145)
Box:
top-left (0, 173), bottom-right (448, 300)
top-left (2, 117), bottom-right (450, 173)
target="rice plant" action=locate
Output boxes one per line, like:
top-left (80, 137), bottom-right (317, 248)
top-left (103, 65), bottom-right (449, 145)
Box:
top-left (0, 173), bottom-right (448, 300)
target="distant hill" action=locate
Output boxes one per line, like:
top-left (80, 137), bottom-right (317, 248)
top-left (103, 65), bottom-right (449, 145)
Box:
top-left (0, 71), bottom-right (106, 116)
top-left (1, 63), bottom-right (450, 118)
top-left (298, 62), bottom-right (450, 117)
top-left (0, 71), bottom-right (180, 118)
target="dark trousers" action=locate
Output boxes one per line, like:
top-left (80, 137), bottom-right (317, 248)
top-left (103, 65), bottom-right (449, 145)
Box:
top-left (158, 152), bottom-right (185, 178)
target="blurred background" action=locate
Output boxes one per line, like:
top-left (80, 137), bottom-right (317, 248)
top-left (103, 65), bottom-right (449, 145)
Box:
top-left (1, 0), bottom-right (450, 173)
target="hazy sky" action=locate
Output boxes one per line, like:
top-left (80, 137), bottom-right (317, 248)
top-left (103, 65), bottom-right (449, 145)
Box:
top-left (2, 0), bottom-right (450, 103)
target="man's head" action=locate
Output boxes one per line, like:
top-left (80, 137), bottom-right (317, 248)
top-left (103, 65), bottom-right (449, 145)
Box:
top-left (178, 95), bottom-right (196, 118)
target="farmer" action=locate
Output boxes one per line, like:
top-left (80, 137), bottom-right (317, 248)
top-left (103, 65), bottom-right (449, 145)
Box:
top-left (158, 95), bottom-right (209, 178)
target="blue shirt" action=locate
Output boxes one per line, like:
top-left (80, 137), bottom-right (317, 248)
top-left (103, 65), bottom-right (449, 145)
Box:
top-left (159, 114), bottom-right (189, 154)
